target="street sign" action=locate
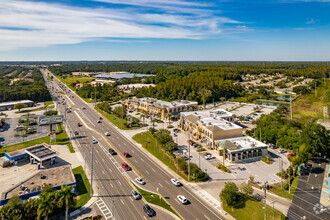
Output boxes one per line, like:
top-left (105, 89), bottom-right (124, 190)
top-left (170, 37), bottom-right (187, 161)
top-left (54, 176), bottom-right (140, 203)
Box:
top-left (39, 115), bottom-right (64, 125)
top-left (50, 133), bottom-right (56, 140)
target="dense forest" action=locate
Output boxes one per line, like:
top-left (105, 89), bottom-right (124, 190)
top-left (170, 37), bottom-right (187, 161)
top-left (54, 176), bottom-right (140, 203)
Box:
top-left (0, 68), bottom-right (51, 102)
top-left (49, 62), bottom-right (330, 103)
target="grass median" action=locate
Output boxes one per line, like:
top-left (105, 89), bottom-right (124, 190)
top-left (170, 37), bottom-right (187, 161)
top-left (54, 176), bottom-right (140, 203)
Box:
top-left (269, 176), bottom-right (299, 200)
top-left (132, 183), bottom-right (178, 218)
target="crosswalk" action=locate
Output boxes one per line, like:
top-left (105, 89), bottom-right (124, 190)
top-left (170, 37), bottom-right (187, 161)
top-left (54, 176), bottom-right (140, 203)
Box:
top-left (96, 198), bottom-right (113, 220)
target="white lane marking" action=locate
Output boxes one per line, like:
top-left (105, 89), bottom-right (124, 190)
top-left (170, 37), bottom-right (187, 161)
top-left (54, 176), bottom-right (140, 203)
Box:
top-left (118, 181), bottom-right (122, 185)
top-left (134, 159), bottom-right (138, 163)
top-left (117, 143), bottom-right (121, 147)
top-left (158, 183), bottom-right (163, 188)
top-left (140, 158), bottom-right (144, 162)
top-left (145, 170), bottom-right (149, 174)
top-left (110, 183), bottom-right (113, 188)
top-left (152, 168), bottom-right (156, 172)
top-left (130, 197), bottom-right (133, 201)
top-left (102, 158), bottom-right (104, 162)
top-left (143, 216), bottom-right (147, 220)
top-left (165, 181), bottom-right (170, 185)
top-left (102, 170), bottom-right (105, 175)
top-left (121, 199), bottom-right (124, 205)
top-left (204, 215), bottom-right (211, 220)
top-left (95, 160), bottom-right (98, 164)
top-left (109, 168), bottom-right (112, 172)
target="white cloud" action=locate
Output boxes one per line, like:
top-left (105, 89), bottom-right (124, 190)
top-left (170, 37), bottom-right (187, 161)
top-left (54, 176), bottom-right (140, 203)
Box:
top-left (0, 0), bottom-right (241, 51)
top-left (306, 18), bottom-right (316, 24)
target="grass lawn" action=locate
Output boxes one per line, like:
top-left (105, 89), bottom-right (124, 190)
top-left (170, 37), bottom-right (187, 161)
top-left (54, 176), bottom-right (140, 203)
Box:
top-left (133, 131), bottom-right (188, 181)
top-left (0, 124), bottom-right (75, 155)
top-left (44, 101), bottom-right (54, 105)
top-left (95, 107), bottom-right (145, 130)
top-left (133, 183), bottom-right (178, 217)
top-left (269, 176), bottom-right (299, 200)
top-left (57, 76), bottom-right (94, 85)
top-left (72, 166), bottom-right (91, 209)
top-left (223, 199), bottom-right (286, 220)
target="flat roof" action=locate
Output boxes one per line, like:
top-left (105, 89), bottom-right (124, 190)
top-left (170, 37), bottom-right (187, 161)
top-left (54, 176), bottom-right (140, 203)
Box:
top-left (181, 108), bottom-right (233, 119)
top-left (3, 165), bottom-right (75, 200)
top-left (95, 73), bottom-right (154, 79)
top-left (0, 100), bottom-right (33, 107)
top-left (216, 136), bottom-right (268, 152)
top-left (139, 97), bottom-right (198, 108)
top-left (26, 144), bottom-right (58, 161)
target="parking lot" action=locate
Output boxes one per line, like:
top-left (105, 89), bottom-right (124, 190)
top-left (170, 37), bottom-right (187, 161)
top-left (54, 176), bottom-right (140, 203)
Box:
top-left (0, 110), bottom-right (51, 146)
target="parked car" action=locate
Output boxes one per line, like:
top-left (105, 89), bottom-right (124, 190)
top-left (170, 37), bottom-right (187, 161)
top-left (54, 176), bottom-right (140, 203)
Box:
top-left (122, 163), bottom-right (131, 171)
top-left (171, 178), bottom-right (181, 186)
top-left (67, 110), bottom-right (71, 113)
top-left (135, 178), bottom-right (146, 185)
top-left (173, 128), bottom-right (180, 133)
top-left (205, 154), bottom-right (213, 160)
top-left (131, 190), bottom-right (141, 200)
top-left (123, 152), bottom-right (130, 157)
top-left (143, 204), bottom-right (156, 217)
top-left (287, 153), bottom-right (296, 157)
top-left (177, 195), bottom-right (188, 204)
top-left (279, 149), bottom-right (287, 154)
top-left (109, 148), bottom-right (116, 155)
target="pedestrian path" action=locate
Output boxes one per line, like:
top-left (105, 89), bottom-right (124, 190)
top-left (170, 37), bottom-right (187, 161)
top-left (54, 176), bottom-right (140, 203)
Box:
top-left (95, 198), bottom-right (113, 220)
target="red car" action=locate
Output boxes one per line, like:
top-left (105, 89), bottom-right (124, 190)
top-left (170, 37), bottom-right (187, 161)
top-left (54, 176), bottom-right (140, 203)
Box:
top-left (123, 152), bottom-right (130, 157)
top-left (122, 163), bottom-right (131, 171)
top-left (287, 153), bottom-right (296, 157)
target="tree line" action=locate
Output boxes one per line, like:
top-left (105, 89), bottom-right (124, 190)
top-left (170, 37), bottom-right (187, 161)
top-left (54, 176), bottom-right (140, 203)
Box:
top-left (0, 68), bottom-right (51, 102)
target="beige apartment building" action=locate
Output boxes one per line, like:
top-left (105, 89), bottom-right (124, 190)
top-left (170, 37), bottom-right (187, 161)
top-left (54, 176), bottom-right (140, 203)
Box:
top-left (124, 97), bottom-right (198, 119)
top-left (179, 109), bottom-right (242, 148)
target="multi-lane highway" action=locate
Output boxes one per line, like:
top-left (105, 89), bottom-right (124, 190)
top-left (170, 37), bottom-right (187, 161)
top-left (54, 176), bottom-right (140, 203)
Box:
top-left (42, 69), bottom-right (225, 220)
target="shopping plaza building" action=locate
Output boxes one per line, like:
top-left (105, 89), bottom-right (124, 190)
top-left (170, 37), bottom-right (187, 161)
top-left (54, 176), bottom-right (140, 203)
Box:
top-left (124, 97), bottom-right (198, 118)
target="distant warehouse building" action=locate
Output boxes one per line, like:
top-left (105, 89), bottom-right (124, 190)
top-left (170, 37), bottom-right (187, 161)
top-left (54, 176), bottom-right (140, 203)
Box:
top-left (215, 136), bottom-right (268, 163)
top-left (0, 100), bottom-right (34, 111)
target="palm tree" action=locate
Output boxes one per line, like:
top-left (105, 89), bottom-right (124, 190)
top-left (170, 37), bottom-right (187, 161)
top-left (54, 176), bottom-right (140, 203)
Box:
top-left (57, 185), bottom-right (76, 220)
top-left (167, 113), bottom-right (172, 125)
top-left (37, 194), bottom-right (54, 220)
top-left (140, 114), bottom-right (145, 125)
top-left (151, 119), bottom-right (156, 129)
top-left (24, 198), bottom-right (39, 219)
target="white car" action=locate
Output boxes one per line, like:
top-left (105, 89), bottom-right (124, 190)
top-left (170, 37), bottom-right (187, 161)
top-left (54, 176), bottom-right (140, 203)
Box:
top-left (135, 178), bottom-right (146, 185)
top-left (0, 142), bottom-right (5, 146)
top-left (131, 190), bottom-right (141, 200)
top-left (171, 178), bottom-right (181, 186)
top-left (92, 139), bottom-right (98, 144)
top-left (204, 154), bottom-right (213, 160)
top-left (177, 195), bottom-right (188, 204)
top-left (105, 132), bottom-right (110, 136)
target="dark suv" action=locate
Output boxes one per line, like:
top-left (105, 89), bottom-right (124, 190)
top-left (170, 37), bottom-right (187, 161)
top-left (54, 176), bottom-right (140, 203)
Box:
top-left (109, 148), bottom-right (117, 155)
top-left (143, 204), bottom-right (156, 217)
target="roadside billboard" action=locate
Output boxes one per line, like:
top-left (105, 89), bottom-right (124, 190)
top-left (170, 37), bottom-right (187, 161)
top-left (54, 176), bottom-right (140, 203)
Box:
top-left (39, 115), bottom-right (64, 125)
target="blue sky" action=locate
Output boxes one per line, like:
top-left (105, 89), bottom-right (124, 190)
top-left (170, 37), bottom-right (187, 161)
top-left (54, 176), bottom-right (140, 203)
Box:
top-left (0, 0), bottom-right (329, 61)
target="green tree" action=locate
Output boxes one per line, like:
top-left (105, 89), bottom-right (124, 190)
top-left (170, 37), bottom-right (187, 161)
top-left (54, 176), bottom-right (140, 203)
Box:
top-left (14, 103), bottom-right (28, 112)
top-left (112, 106), bottom-right (127, 118)
top-left (220, 182), bottom-right (239, 207)
top-left (57, 185), bottom-right (76, 220)
top-left (24, 198), bottom-right (39, 219)
top-left (240, 182), bottom-right (253, 197)
top-left (43, 110), bottom-right (58, 116)
top-left (37, 193), bottom-right (54, 220)
top-left (198, 89), bottom-right (212, 108)
top-left (167, 113), bottom-right (172, 125)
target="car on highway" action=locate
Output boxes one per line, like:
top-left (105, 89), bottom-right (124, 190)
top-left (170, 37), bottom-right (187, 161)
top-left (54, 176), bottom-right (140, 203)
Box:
top-left (72, 96), bottom-right (74, 98)
top-left (105, 132), bottom-right (110, 136)
top-left (81, 106), bottom-right (86, 110)
top-left (143, 204), bottom-right (156, 217)
top-left (135, 178), bottom-right (146, 185)
top-left (204, 154), bottom-right (213, 160)
top-left (74, 131), bottom-right (79, 135)
top-left (131, 190), bottom-right (141, 200)
top-left (123, 152), bottom-right (130, 157)
top-left (171, 178), bottom-right (181, 186)
top-left (109, 148), bottom-right (117, 155)
top-left (177, 195), bottom-right (188, 204)
top-left (67, 110), bottom-right (71, 113)
top-left (99, 117), bottom-right (103, 120)
top-left (92, 139), bottom-right (98, 144)
top-left (97, 120), bottom-right (101, 123)
top-left (77, 123), bottom-right (82, 127)
top-left (279, 149), bottom-right (287, 154)
top-left (122, 163), bottom-right (131, 171)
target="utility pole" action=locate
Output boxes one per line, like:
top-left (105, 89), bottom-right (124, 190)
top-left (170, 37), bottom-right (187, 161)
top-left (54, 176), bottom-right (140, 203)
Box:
top-left (280, 157), bottom-right (283, 190)
top-left (289, 169), bottom-right (291, 194)
top-left (121, 103), bottom-right (123, 129)
top-left (263, 181), bottom-right (268, 220)
top-left (271, 201), bottom-right (275, 220)
top-left (260, 127), bottom-right (262, 142)
top-left (188, 132), bottom-right (191, 181)
top-left (90, 141), bottom-right (94, 197)
top-left (290, 95), bottom-right (292, 120)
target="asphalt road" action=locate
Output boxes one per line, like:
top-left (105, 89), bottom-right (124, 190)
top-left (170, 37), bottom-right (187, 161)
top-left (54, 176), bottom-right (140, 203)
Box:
top-left (287, 158), bottom-right (330, 220)
top-left (43, 70), bottom-right (225, 220)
